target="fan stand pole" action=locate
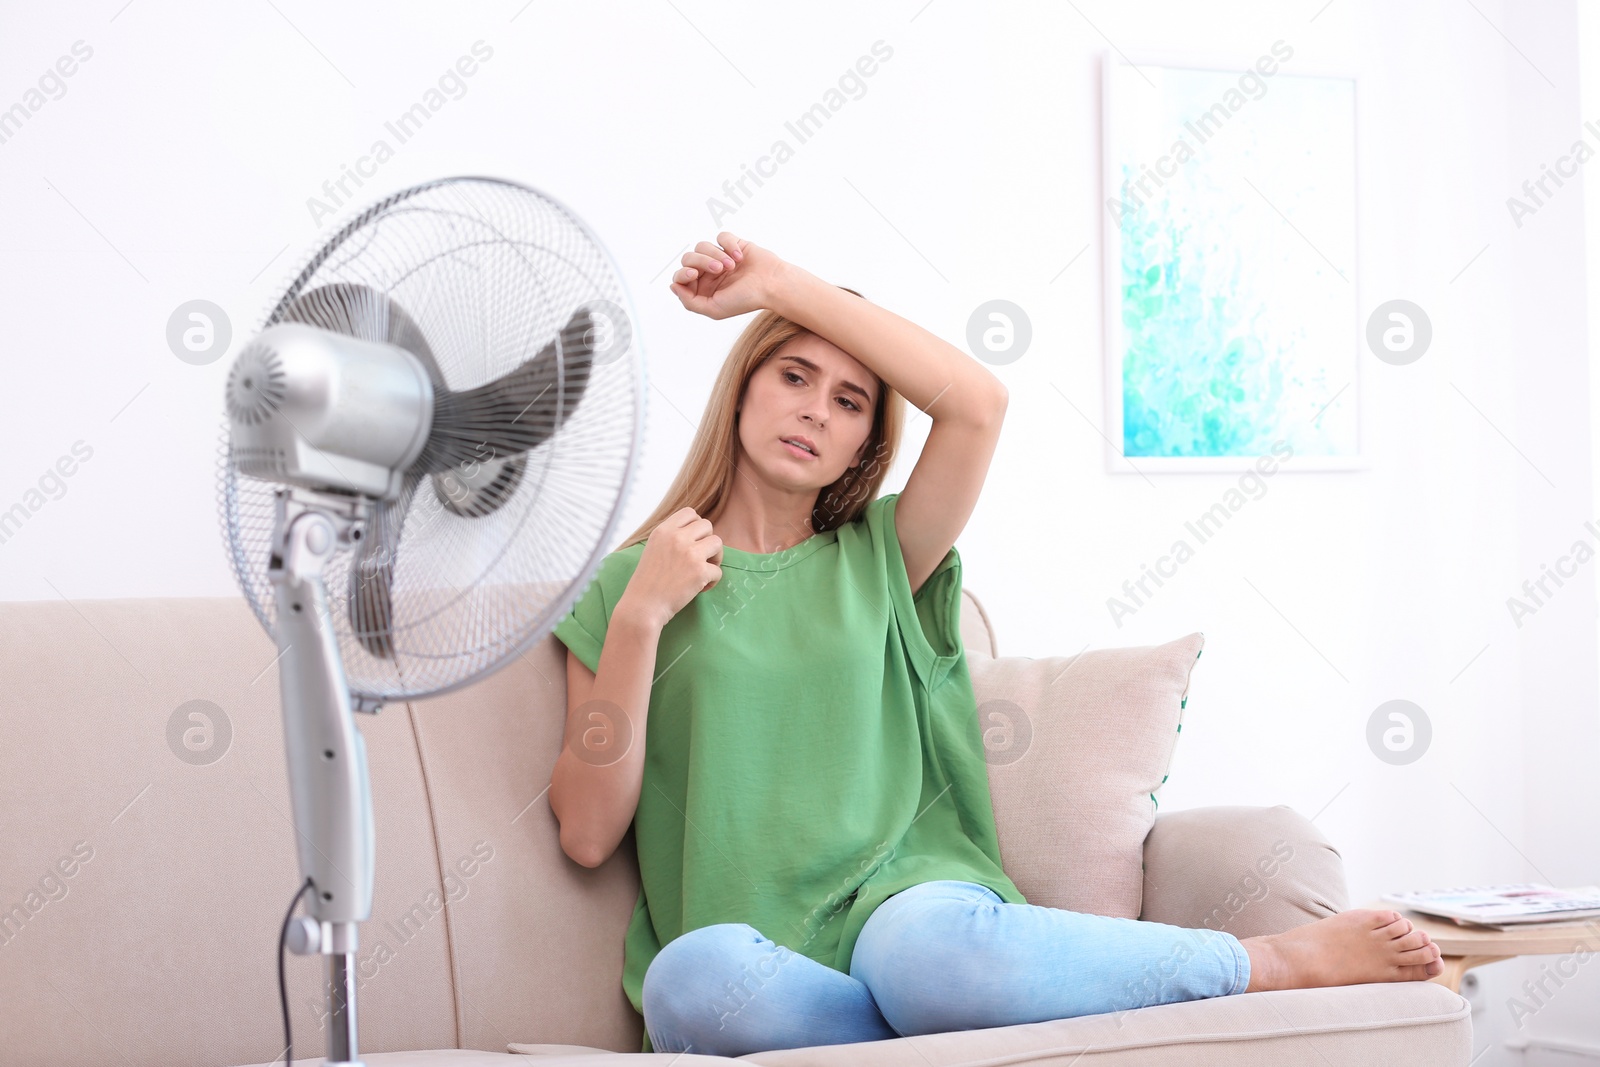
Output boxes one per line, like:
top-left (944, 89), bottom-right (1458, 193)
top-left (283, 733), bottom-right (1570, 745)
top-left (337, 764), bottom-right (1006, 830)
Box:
top-left (269, 489), bottom-right (377, 1067)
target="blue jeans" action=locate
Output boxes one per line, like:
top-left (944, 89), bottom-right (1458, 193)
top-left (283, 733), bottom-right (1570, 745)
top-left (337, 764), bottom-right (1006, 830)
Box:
top-left (641, 879), bottom-right (1252, 1056)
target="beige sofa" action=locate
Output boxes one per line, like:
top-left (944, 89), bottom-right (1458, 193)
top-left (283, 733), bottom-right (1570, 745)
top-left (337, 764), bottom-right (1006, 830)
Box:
top-left (0, 590), bottom-right (1472, 1066)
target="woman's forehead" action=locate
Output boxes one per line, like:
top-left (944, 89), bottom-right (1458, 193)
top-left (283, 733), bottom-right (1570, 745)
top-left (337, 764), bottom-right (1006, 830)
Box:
top-left (774, 338), bottom-right (877, 403)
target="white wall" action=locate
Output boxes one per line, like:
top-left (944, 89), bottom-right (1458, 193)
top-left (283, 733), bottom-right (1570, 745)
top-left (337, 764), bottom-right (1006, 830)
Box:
top-left (2, 0), bottom-right (1596, 1059)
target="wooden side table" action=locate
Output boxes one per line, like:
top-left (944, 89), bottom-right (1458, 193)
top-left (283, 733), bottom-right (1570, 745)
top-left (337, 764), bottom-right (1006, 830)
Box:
top-left (1361, 898), bottom-right (1600, 992)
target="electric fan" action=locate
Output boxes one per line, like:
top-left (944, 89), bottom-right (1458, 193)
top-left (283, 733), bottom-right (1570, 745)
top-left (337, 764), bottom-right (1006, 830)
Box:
top-left (216, 176), bottom-right (645, 1066)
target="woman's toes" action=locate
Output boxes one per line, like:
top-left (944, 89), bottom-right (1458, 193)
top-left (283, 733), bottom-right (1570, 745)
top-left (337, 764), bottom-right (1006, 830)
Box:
top-left (1396, 943), bottom-right (1439, 964)
top-left (1382, 916), bottom-right (1414, 938)
top-left (1393, 928), bottom-right (1431, 951)
top-left (1396, 962), bottom-right (1436, 982)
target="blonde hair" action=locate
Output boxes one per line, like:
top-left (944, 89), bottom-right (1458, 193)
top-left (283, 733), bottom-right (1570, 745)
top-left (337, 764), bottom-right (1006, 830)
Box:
top-left (618, 287), bottom-right (906, 549)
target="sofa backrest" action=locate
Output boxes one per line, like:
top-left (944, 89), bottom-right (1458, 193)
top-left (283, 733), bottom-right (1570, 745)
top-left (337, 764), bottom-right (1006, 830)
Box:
top-left (0, 589), bottom-right (1001, 1064)
top-left (0, 590), bottom-right (1198, 1066)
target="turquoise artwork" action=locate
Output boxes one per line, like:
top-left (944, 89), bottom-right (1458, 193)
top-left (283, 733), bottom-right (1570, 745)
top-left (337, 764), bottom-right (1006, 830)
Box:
top-left (1103, 54), bottom-right (1359, 467)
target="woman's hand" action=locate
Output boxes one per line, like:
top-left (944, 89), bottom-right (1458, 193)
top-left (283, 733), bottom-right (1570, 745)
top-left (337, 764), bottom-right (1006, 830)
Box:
top-left (615, 507), bottom-right (723, 631)
top-left (669, 232), bottom-right (789, 320)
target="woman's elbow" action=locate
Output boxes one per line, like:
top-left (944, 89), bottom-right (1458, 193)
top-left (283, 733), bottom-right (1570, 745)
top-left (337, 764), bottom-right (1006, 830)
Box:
top-left (975, 382), bottom-right (1008, 426)
top-left (559, 823), bottom-right (612, 869)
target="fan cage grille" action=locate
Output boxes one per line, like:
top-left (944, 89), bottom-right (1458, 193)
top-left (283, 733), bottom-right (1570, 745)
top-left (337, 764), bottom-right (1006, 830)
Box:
top-left (216, 177), bottom-right (645, 702)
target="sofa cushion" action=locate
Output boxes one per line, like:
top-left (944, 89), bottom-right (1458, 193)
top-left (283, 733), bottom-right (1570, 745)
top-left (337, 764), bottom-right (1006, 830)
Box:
top-left (236, 983), bottom-right (1473, 1066)
top-left (237, 1050), bottom-right (740, 1065)
top-left (731, 982), bottom-right (1472, 1066)
top-left (969, 633), bottom-right (1203, 920)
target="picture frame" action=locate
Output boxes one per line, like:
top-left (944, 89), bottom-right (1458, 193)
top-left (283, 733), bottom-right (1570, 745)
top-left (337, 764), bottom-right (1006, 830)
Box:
top-left (1100, 48), bottom-right (1366, 472)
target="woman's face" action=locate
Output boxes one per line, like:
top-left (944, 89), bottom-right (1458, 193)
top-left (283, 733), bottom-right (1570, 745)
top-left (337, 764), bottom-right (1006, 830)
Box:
top-left (736, 332), bottom-right (879, 495)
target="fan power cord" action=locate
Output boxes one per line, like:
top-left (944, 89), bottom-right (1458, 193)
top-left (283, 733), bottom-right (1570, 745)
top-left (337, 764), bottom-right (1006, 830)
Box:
top-left (279, 877), bottom-right (315, 1067)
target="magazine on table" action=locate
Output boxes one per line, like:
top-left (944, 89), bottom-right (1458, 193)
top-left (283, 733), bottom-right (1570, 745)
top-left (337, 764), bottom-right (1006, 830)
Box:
top-left (1380, 884), bottom-right (1600, 929)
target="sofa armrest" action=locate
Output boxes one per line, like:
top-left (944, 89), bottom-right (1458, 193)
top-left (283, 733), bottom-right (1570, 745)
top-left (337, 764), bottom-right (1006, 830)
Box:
top-left (1138, 804), bottom-right (1348, 938)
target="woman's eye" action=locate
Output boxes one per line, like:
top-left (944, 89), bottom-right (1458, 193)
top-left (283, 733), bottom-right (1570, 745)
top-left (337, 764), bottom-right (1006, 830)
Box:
top-left (785, 370), bottom-right (857, 410)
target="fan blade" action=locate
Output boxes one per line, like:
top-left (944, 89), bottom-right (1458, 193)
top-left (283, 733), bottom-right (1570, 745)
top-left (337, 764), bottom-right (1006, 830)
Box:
top-left (412, 304), bottom-right (606, 474)
top-left (349, 471), bottom-right (420, 660)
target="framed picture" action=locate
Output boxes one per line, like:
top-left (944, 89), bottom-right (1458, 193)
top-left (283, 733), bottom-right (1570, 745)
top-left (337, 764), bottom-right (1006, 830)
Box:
top-left (1101, 49), bottom-right (1363, 472)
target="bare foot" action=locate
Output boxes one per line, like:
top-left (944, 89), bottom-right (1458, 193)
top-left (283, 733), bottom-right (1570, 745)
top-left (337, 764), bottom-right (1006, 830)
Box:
top-left (1241, 910), bottom-right (1445, 992)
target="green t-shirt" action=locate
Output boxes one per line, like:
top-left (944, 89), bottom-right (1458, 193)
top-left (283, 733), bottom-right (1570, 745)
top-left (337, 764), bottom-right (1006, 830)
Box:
top-left (552, 491), bottom-right (1027, 1053)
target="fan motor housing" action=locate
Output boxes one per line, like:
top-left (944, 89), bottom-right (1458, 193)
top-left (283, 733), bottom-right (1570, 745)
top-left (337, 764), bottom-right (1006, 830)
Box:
top-left (227, 322), bottom-right (435, 499)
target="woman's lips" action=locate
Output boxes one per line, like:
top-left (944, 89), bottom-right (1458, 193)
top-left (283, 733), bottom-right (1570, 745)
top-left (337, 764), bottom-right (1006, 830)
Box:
top-left (781, 439), bottom-right (818, 460)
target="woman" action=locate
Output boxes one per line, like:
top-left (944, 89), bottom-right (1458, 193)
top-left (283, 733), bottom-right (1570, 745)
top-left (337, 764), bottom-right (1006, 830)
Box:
top-left (549, 233), bottom-right (1443, 1056)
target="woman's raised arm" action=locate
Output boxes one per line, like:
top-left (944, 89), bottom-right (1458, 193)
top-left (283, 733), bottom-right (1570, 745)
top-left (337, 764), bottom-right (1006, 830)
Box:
top-left (670, 232), bottom-right (1008, 595)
